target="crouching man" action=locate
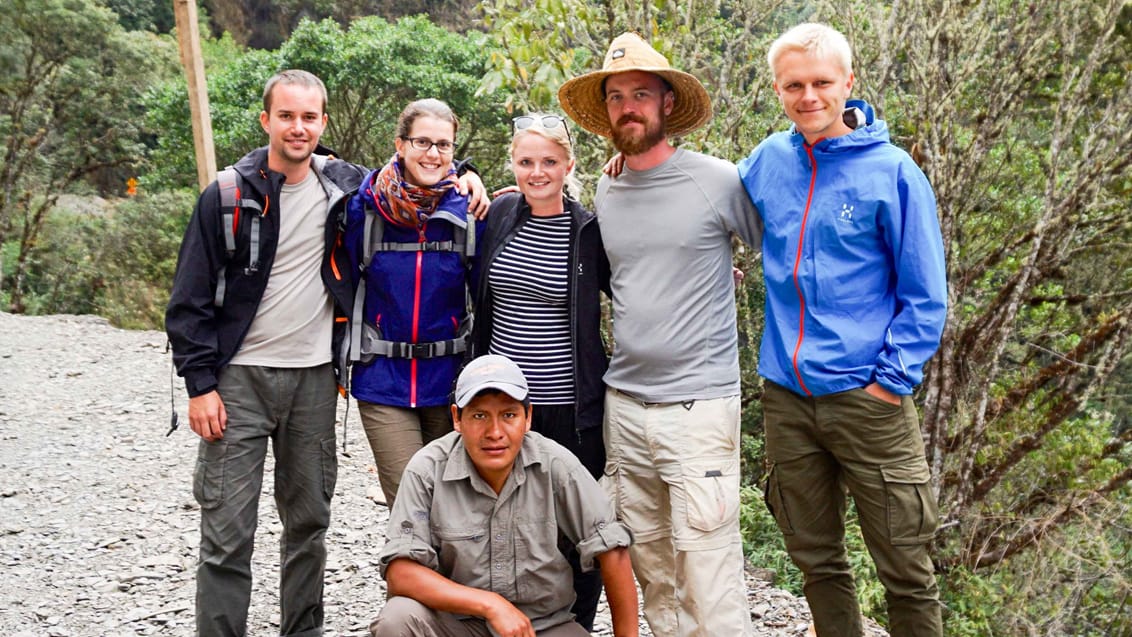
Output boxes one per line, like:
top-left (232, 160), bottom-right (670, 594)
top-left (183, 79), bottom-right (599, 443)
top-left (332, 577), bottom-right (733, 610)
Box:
top-left (370, 354), bottom-right (640, 637)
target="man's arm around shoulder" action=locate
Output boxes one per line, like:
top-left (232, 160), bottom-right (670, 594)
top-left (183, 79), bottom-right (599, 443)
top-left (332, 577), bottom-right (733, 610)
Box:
top-left (384, 558), bottom-right (535, 637)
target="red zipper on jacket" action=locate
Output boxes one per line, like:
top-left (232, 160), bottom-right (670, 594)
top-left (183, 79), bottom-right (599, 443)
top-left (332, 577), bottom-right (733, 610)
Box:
top-left (409, 224), bottom-right (427, 407)
top-left (791, 144), bottom-right (819, 396)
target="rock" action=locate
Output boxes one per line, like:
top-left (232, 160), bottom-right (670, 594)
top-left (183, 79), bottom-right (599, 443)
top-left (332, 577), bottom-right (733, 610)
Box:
top-left (749, 567), bottom-right (777, 583)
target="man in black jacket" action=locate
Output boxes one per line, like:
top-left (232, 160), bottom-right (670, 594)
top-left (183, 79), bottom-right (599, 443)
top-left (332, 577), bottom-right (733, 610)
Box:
top-left (166, 69), bottom-right (365, 637)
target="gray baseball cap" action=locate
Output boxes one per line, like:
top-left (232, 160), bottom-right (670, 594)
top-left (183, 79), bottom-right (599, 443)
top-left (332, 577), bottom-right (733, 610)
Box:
top-left (454, 355), bottom-right (529, 408)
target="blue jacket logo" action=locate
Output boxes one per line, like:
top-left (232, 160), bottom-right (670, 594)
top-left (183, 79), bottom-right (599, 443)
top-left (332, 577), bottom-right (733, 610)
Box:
top-left (838, 203), bottom-right (855, 223)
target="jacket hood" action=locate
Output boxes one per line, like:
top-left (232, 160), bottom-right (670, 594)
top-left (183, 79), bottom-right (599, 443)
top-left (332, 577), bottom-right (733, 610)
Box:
top-left (228, 146), bottom-right (362, 197)
top-left (791, 99), bottom-right (891, 156)
top-left (229, 147), bottom-right (274, 196)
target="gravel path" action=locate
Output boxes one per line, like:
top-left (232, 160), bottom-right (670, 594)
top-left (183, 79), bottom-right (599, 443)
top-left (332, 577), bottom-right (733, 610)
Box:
top-left (0, 312), bottom-right (887, 636)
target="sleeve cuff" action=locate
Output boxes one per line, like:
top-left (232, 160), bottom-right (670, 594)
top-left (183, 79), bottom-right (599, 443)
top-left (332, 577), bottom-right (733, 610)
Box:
top-left (377, 540), bottom-right (440, 578)
top-left (453, 157), bottom-right (479, 177)
top-left (184, 369), bottom-right (219, 398)
top-left (576, 520), bottom-right (633, 571)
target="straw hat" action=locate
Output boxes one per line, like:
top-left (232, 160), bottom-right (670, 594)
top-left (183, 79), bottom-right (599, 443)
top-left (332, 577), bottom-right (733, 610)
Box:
top-left (558, 32), bottom-right (713, 138)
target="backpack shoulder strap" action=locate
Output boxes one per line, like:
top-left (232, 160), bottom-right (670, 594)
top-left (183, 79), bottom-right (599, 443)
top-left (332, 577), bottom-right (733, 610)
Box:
top-left (349, 199), bottom-right (384, 362)
top-left (213, 168), bottom-right (264, 308)
top-left (217, 168), bottom-right (240, 258)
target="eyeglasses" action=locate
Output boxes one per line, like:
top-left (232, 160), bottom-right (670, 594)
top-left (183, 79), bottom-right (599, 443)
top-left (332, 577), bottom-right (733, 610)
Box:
top-left (512, 115), bottom-right (572, 145)
top-left (402, 136), bottom-right (455, 154)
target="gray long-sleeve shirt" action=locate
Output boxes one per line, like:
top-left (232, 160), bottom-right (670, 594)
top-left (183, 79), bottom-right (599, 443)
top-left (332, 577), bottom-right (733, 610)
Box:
top-left (596, 148), bottom-right (762, 403)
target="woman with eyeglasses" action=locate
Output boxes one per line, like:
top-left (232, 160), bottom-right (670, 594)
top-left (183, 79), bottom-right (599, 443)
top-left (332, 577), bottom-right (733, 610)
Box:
top-left (344, 98), bottom-right (483, 508)
top-left (467, 113), bottom-right (611, 631)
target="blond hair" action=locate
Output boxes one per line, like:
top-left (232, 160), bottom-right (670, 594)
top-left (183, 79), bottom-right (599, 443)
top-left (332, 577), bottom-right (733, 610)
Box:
top-left (509, 114), bottom-right (581, 199)
top-left (767, 23), bottom-right (853, 78)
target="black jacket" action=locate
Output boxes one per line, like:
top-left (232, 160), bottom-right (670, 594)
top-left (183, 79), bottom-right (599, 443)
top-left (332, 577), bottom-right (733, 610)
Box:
top-left (165, 147), bottom-right (367, 397)
top-left (469, 192), bottom-right (611, 432)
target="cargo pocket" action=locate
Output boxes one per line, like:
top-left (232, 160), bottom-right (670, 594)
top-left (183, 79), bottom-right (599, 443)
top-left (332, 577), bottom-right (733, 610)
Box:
top-left (320, 438), bottom-right (338, 500)
top-left (881, 461), bottom-right (938, 546)
top-left (193, 441), bottom-right (227, 510)
top-left (600, 460), bottom-right (622, 515)
top-left (682, 457), bottom-right (740, 533)
top-left (762, 462), bottom-right (795, 536)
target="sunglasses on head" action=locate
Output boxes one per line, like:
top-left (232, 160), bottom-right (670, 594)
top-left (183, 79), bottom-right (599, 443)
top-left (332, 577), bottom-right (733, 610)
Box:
top-left (511, 115), bottom-right (572, 145)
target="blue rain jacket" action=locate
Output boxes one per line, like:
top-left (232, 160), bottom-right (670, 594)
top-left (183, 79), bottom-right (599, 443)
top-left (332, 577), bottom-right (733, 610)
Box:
top-left (738, 100), bottom-right (947, 397)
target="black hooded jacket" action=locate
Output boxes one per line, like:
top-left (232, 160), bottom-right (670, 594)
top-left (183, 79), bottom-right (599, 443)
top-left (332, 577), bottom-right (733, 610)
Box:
top-left (468, 192), bottom-right (611, 432)
top-left (165, 147), bottom-right (366, 397)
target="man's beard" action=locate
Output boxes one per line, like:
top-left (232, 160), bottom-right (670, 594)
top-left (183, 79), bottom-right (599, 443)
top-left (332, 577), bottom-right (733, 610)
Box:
top-left (611, 112), bottom-right (667, 155)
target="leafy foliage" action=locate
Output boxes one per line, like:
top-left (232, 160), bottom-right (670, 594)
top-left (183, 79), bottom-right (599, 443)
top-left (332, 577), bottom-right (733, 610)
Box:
top-left (102, 0), bottom-right (176, 32)
top-left (144, 15), bottom-right (512, 190)
top-left (0, 0), bottom-right (178, 311)
top-left (8, 190), bottom-right (193, 328)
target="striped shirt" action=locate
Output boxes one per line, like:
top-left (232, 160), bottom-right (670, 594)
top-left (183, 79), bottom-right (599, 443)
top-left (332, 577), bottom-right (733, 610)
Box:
top-left (487, 214), bottom-right (574, 404)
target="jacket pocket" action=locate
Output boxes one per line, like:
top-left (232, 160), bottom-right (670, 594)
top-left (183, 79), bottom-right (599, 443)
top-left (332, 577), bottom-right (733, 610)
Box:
top-left (681, 456), bottom-right (740, 533)
top-left (881, 460), bottom-right (938, 546)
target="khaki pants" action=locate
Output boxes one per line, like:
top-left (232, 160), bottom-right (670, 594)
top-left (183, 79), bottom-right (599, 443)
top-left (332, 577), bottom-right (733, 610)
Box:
top-left (370, 597), bottom-right (589, 637)
top-left (602, 389), bottom-right (751, 637)
top-left (357, 402), bottom-right (451, 507)
top-left (762, 381), bottom-right (942, 637)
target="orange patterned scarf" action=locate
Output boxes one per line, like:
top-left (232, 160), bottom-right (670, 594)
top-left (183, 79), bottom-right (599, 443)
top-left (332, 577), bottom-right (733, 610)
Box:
top-left (371, 153), bottom-right (459, 228)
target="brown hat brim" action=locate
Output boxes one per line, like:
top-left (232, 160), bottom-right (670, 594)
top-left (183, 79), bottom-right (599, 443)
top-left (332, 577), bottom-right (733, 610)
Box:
top-left (558, 67), bottom-right (713, 139)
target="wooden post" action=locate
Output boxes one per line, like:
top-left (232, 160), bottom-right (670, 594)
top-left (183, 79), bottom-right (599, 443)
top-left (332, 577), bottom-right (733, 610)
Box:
top-left (173, 0), bottom-right (216, 192)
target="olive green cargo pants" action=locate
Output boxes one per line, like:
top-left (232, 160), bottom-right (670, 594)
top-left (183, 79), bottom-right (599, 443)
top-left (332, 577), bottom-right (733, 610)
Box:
top-left (762, 381), bottom-right (942, 637)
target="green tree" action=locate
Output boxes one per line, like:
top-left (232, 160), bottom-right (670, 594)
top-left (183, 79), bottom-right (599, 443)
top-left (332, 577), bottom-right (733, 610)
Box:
top-left (145, 15), bottom-right (512, 190)
top-left (103, 0), bottom-right (176, 33)
top-left (0, 0), bottom-right (177, 311)
top-left (18, 190), bottom-right (192, 328)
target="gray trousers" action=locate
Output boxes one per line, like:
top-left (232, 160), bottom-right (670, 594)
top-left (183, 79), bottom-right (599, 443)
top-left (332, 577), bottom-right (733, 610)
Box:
top-left (193, 363), bottom-right (338, 637)
top-left (370, 597), bottom-right (589, 637)
top-left (762, 381), bottom-right (942, 637)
